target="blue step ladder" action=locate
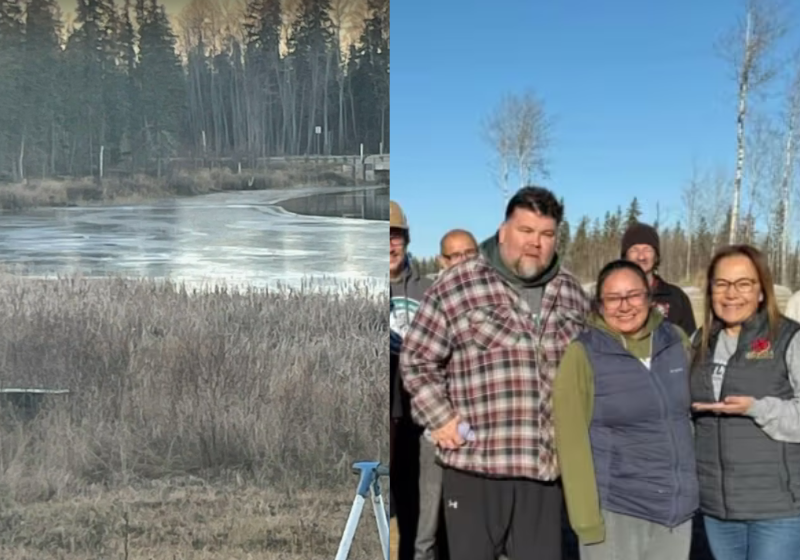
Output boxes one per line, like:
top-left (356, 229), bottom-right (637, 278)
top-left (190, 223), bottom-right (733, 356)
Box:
top-left (334, 461), bottom-right (390, 560)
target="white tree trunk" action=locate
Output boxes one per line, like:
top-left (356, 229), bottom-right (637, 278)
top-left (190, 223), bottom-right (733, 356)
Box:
top-left (780, 128), bottom-right (794, 285)
top-left (730, 12), bottom-right (753, 245)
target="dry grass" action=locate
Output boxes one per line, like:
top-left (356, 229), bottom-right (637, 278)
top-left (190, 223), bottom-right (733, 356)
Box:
top-left (0, 164), bottom-right (352, 211)
top-left (0, 275), bottom-right (387, 558)
top-left (0, 485), bottom-right (385, 559)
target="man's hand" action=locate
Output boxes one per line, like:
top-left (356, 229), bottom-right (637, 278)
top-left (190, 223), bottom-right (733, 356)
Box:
top-left (431, 416), bottom-right (465, 449)
top-left (692, 396), bottom-right (754, 415)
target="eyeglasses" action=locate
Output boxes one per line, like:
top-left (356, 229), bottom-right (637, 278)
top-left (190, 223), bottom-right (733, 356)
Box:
top-left (601, 291), bottom-right (648, 309)
top-left (711, 278), bottom-right (759, 294)
top-left (442, 249), bottom-right (478, 262)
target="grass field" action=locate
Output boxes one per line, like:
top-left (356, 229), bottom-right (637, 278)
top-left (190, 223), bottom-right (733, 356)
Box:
top-left (0, 276), bottom-right (388, 559)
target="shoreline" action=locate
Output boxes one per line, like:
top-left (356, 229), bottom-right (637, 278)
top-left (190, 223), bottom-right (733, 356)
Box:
top-left (0, 164), bottom-right (356, 212)
top-left (272, 184), bottom-right (390, 222)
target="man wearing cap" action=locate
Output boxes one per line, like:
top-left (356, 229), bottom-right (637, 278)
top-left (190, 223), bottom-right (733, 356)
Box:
top-left (621, 222), bottom-right (697, 337)
top-left (400, 186), bottom-right (590, 560)
top-left (389, 200), bottom-right (438, 560)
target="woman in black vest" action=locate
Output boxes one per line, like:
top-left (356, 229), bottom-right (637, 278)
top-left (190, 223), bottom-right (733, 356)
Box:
top-left (554, 260), bottom-right (698, 560)
top-left (691, 244), bottom-right (800, 560)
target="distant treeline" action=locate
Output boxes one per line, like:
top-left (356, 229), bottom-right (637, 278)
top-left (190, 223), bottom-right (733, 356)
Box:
top-left (0, 0), bottom-right (388, 181)
top-left (412, 197), bottom-right (800, 290)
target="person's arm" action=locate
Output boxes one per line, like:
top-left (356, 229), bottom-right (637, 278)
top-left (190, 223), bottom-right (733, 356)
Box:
top-left (786, 293), bottom-right (800, 323)
top-left (553, 341), bottom-right (605, 545)
top-left (399, 288), bottom-right (456, 431)
top-left (745, 330), bottom-right (800, 442)
top-left (679, 290), bottom-right (697, 339)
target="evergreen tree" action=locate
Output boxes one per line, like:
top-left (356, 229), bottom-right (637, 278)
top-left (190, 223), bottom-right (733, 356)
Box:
top-left (135, 0), bottom-right (185, 173)
top-left (0, 0), bottom-right (25, 179)
top-left (625, 197), bottom-right (642, 228)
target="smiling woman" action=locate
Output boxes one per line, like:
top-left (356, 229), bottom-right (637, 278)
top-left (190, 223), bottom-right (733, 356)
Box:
top-left (690, 244), bottom-right (800, 560)
top-left (595, 260), bottom-right (652, 337)
top-left (553, 258), bottom-right (698, 560)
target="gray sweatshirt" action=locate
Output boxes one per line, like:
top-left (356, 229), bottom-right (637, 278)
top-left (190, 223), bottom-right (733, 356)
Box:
top-left (711, 330), bottom-right (800, 443)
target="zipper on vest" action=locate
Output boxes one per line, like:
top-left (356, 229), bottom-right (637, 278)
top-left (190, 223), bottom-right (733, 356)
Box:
top-left (717, 417), bottom-right (728, 517)
top-left (648, 354), bottom-right (682, 526)
top-left (781, 444), bottom-right (795, 501)
top-left (714, 339), bottom-right (734, 519)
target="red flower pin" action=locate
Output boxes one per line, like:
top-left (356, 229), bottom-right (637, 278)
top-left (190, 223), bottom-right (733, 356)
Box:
top-left (751, 338), bottom-right (771, 354)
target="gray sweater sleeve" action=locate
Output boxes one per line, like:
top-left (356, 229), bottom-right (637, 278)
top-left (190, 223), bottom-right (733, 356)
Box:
top-left (747, 331), bottom-right (800, 443)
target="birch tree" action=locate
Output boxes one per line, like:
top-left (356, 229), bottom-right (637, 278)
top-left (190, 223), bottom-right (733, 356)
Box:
top-left (778, 63), bottom-right (800, 284)
top-left (514, 90), bottom-right (552, 188)
top-left (482, 98), bottom-right (514, 203)
top-left (482, 89), bottom-right (553, 204)
top-left (718, 0), bottom-right (787, 243)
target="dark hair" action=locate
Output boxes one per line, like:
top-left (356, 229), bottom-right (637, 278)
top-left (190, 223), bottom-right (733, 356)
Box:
top-left (390, 226), bottom-right (410, 246)
top-left (697, 244), bottom-right (780, 362)
top-left (594, 259), bottom-right (652, 311)
top-left (505, 185), bottom-right (564, 224)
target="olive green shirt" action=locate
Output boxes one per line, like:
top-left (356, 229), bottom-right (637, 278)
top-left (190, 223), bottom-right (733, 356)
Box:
top-left (552, 311), bottom-right (690, 545)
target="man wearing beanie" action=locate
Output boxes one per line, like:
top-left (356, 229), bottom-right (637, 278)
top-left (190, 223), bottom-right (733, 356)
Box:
top-left (621, 222), bottom-right (697, 337)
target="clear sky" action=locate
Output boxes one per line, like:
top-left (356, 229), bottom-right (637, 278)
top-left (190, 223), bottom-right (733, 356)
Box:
top-left (391, 0), bottom-right (800, 259)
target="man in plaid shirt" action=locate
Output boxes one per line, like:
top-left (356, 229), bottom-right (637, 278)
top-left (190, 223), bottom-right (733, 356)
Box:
top-left (400, 186), bottom-right (590, 560)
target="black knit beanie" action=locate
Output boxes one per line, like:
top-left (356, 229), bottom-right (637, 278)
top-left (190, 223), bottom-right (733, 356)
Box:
top-left (621, 223), bottom-right (660, 258)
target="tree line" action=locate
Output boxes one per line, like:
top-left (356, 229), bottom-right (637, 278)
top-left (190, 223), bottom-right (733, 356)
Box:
top-left (412, 194), bottom-right (800, 290)
top-left (0, 0), bottom-right (388, 182)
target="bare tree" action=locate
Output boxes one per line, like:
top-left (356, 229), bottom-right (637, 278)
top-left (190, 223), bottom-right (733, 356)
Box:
top-left (482, 97), bottom-right (515, 204)
top-left (482, 89), bottom-right (553, 204)
top-left (706, 166), bottom-right (733, 256)
top-left (744, 112), bottom-right (782, 244)
top-left (779, 62), bottom-right (800, 284)
top-left (513, 90), bottom-right (553, 188)
top-left (718, 0), bottom-right (787, 243)
top-left (683, 162), bottom-right (703, 281)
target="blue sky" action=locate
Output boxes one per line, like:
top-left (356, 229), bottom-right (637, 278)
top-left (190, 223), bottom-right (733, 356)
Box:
top-left (391, 0), bottom-right (800, 259)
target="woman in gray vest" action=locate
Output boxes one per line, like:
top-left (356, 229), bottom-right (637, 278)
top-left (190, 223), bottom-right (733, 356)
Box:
top-left (691, 244), bottom-right (800, 560)
top-left (553, 259), bottom-right (698, 560)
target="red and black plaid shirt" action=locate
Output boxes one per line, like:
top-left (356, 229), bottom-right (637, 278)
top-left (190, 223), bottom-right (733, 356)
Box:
top-left (400, 254), bottom-right (590, 480)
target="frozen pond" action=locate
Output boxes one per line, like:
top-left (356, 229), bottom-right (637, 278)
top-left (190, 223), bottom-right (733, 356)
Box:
top-left (0, 186), bottom-right (388, 293)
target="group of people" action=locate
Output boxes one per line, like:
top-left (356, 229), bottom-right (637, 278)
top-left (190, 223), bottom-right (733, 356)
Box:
top-left (389, 184), bottom-right (800, 560)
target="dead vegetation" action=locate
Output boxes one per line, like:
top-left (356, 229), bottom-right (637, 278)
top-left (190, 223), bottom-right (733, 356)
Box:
top-left (0, 163), bottom-right (352, 211)
top-left (0, 275), bottom-right (387, 558)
